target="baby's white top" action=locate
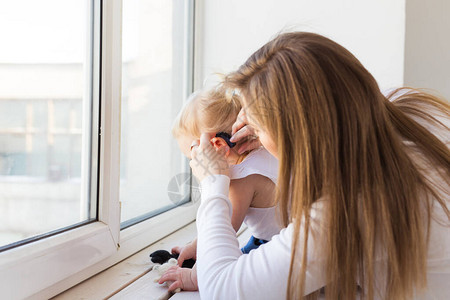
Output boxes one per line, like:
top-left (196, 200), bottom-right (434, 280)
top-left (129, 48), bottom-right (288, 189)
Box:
top-left (229, 146), bottom-right (281, 241)
top-left (229, 146), bottom-right (278, 184)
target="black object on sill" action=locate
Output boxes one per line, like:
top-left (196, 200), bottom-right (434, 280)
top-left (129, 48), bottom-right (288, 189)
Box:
top-left (150, 250), bottom-right (196, 269)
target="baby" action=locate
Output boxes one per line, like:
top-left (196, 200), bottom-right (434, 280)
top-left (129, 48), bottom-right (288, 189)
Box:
top-left (159, 85), bottom-right (281, 291)
top-left (172, 85), bottom-right (281, 254)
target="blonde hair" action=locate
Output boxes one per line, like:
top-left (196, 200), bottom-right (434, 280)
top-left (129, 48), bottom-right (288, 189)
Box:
top-left (172, 85), bottom-right (242, 139)
top-left (225, 32), bottom-right (450, 300)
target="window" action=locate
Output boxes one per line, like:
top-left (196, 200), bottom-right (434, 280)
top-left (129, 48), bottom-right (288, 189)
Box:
top-left (0, 0), bottom-right (97, 251)
top-left (0, 1), bottom-right (197, 299)
top-left (120, 0), bottom-right (192, 228)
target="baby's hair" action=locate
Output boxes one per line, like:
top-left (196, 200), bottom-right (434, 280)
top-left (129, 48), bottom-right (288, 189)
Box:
top-left (172, 85), bottom-right (242, 139)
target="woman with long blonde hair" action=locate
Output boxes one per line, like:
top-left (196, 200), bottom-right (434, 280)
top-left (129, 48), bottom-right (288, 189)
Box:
top-left (187, 32), bottom-right (450, 299)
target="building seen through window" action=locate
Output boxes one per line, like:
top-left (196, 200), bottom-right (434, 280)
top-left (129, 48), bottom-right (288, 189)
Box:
top-left (0, 0), bottom-right (93, 249)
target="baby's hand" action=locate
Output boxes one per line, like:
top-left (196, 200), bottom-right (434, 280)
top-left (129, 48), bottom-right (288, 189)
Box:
top-left (171, 239), bottom-right (197, 267)
top-left (158, 265), bottom-right (198, 292)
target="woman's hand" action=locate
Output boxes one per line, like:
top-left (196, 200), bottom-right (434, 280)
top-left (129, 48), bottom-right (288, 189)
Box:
top-left (171, 239), bottom-right (197, 267)
top-left (230, 108), bottom-right (262, 154)
top-left (158, 264), bottom-right (198, 292)
top-left (190, 133), bottom-right (230, 181)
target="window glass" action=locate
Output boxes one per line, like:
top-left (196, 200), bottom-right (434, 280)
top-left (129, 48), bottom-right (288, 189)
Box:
top-left (0, 0), bottom-right (96, 250)
top-left (120, 0), bottom-right (192, 227)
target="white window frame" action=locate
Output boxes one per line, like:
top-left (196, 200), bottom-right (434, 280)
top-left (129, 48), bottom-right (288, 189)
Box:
top-left (0, 0), bottom-right (200, 299)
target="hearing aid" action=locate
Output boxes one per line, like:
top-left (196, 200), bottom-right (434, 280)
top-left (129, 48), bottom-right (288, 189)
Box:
top-left (215, 132), bottom-right (236, 148)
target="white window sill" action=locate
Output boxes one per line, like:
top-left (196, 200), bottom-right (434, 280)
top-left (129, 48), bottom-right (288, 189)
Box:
top-left (52, 221), bottom-right (251, 300)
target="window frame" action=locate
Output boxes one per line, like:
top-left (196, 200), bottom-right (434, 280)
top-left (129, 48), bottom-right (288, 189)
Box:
top-left (0, 0), bottom-right (199, 298)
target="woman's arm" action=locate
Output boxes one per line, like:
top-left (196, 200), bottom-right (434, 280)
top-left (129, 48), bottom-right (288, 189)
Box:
top-left (197, 175), bottom-right (327, 299)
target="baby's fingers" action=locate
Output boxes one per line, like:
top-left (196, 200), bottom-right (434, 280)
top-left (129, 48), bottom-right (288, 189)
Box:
top-left (158, 266), bottom-right (178, 284)
top-left (177, 253), bottom-right (187, 267)
top-left (171, 246), bottom-right (182, 254)
top-left (168, 280), bottom-right (183, 292)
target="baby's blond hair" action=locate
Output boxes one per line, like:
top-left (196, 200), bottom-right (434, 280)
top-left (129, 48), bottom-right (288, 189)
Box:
top-left (172, 85), bottom-right (241, 138)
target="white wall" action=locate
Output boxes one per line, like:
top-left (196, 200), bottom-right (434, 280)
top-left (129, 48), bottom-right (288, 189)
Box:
top-left (404, 0), bottom-right (450, 100)
top-left (198, 0), bottom-right (405, 92)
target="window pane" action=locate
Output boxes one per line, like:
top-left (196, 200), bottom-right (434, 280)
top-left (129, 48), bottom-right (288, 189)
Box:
top-left (0, 0), bottom-right (96, 250)
top-left (120, 0), bottom-right (192, 226)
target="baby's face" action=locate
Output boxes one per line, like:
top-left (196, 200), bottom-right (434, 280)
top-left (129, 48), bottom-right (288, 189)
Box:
top-left (177, 134), bottom-right (198, 159)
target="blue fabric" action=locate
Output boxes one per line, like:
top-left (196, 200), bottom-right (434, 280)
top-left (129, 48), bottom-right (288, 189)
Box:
top-left (241, 235), bottom-right (269, 254)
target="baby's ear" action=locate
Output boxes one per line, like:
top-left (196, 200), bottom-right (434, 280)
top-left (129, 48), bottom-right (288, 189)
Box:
top-left (211, 137), bottom-right (231, 156)
top-left (211, 137), bottom-right (227, 149)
